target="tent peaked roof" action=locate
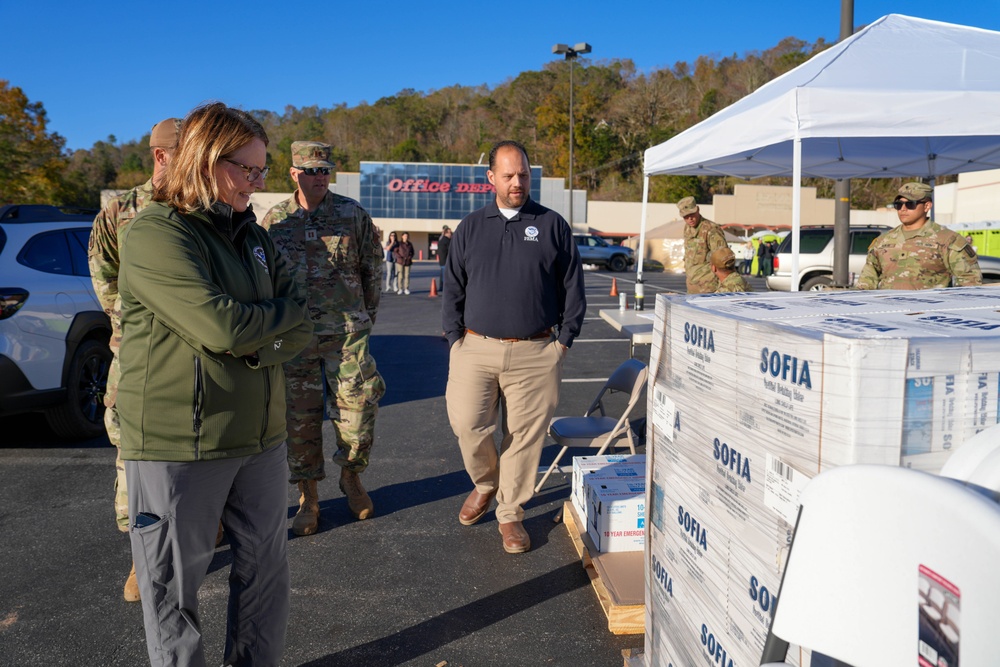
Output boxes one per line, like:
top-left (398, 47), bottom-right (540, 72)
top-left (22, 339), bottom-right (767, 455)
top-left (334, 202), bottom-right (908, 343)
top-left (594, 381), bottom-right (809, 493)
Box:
top-left (644, 14), bottom-right (1000, 180)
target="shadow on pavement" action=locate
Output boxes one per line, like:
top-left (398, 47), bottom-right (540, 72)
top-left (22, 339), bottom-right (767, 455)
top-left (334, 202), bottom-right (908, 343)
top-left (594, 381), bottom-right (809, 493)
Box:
top-left (296, 561), bottom-right (589, 667)
top-left (371, 334), bottom-right (450, 408)
top-left (283, 469), bottom-right (473, 533)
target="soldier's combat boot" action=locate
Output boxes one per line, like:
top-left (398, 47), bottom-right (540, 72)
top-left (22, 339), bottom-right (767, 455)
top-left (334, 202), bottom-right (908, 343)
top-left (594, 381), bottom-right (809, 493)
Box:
top-left (339, 468), bottom-right (374, 520)
top-left (292, 480), bottom-right (320, 536)
top-left (124, 562), bottom-right (140, 603)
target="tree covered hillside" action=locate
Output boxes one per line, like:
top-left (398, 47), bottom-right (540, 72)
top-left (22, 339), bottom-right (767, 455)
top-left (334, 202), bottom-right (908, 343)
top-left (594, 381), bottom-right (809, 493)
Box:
top-left (2, 36), bottom-right (921, 211)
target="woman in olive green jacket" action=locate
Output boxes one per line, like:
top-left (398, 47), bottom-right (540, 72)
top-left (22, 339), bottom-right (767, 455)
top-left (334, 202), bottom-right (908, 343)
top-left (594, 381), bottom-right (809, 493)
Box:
top-left (118, 103), bottom-right (312, 667)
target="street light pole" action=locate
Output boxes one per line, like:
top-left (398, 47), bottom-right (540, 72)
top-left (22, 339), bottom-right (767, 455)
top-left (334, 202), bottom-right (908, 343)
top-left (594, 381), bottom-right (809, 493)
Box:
top-left (552, 42), bottom-right (591, 228)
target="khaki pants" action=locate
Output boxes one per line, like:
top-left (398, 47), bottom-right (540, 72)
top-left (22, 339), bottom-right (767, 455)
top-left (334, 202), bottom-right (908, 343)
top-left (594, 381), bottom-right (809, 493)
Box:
top-left (446, 334), bottom-right (565, 523)
top-left (397, 264), bottom-right (411, 291)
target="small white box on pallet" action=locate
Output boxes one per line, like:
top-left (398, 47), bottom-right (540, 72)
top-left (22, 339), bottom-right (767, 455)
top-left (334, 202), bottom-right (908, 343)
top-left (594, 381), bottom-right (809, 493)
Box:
top-left (570, 455), bottom-right (645, 524)
top-left (585, 478), bottom-right (646, 553)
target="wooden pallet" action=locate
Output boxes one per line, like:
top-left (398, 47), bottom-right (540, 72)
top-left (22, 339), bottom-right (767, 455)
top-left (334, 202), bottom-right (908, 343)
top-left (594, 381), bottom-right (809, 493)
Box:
top-left (563, 501), bottom-right (645, 635)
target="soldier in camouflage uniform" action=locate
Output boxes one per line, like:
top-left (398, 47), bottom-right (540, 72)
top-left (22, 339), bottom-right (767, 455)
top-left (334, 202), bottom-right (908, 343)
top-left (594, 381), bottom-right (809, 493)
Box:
top-left (262, 141), bottom-right (385, 535)
top-left (680, 196), bottom-right (728, 293)
top-left (857, 182), bottom-right (982, 290)
top-left (710, 247), bottom-right (753, 293)
top-left (88, 118), bottom-right (179, 603)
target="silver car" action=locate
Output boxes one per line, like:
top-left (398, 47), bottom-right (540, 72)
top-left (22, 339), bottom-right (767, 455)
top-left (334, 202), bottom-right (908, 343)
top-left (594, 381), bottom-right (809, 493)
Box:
top-left (766, 225), bottom-right (1000, 291)
top-left (0, 204), bottom-right (111, 438)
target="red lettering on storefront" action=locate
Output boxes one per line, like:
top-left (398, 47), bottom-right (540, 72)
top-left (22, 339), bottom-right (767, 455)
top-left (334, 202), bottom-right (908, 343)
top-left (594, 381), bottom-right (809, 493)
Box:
top-left (384, 181), bottom-right (480, 194)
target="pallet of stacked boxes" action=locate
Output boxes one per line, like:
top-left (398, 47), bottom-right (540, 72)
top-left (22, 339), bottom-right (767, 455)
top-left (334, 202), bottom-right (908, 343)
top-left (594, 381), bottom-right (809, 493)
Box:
top-left (565, 454), bottom-right (647, 635)
top-left (643, 286), bottom-right (1000, 667)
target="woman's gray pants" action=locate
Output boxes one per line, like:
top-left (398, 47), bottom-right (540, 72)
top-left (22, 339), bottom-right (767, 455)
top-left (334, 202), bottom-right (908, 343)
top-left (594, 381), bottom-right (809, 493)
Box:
top-left (126, 443), bottom-right (289, 667)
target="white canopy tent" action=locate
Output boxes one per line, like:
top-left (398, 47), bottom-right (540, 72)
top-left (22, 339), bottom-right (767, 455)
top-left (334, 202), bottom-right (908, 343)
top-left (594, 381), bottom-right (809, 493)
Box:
top-left (639, 14), bottom-right (1000, 291)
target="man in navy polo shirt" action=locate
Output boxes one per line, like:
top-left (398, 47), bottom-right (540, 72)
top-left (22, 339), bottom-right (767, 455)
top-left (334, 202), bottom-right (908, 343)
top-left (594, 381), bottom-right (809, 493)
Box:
top-left (443, 140), bottom-right (586, 554)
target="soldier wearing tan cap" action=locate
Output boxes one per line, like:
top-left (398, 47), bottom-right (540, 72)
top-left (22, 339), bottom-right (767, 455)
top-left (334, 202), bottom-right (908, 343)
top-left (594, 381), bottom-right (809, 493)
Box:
top-left (261, 141), bottom-right (385, 534)
top-left (710, 247), bottom-right (752, 293)
top-left (679, 196), bottom-right (728, 293)
top-left (857, 182), bottom-right (982, 290)
top-left (88, 117), bottom-right (181, 603)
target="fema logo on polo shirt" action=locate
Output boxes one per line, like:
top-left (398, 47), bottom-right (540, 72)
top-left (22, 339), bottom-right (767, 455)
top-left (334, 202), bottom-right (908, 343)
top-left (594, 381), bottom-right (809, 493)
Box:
top-left (523, 226), bottom-right (540, 243)
top-left (253, 246), bottom-right (269, 274)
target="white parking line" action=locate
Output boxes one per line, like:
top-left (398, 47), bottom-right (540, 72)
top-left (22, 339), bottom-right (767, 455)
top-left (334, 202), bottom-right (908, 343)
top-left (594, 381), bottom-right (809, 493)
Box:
top-left (562, 378), bottom-right (610, 383)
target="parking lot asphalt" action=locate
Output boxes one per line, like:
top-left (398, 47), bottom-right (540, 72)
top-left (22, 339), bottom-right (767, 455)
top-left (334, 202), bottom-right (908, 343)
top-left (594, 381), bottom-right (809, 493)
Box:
top-left (0, 262), bottom-right (768, 667)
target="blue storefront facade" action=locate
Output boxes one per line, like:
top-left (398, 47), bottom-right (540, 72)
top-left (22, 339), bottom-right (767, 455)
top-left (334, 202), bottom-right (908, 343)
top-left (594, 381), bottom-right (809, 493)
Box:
top-left (359, 162), bottom-right (543, 220)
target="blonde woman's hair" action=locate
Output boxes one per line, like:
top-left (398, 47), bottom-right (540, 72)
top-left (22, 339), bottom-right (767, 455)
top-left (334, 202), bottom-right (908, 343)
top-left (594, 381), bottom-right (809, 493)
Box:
top-left (156, 102), bottom-right (268, 213)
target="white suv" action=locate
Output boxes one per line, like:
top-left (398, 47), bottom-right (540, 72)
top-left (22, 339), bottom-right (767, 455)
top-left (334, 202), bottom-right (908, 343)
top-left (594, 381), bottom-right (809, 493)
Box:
top-left (0, 204), bottom-right (111, 438)
top-left (766, 225), bottom-right (889, 291)
top-left (767, 224), bottom-right (1000, 291)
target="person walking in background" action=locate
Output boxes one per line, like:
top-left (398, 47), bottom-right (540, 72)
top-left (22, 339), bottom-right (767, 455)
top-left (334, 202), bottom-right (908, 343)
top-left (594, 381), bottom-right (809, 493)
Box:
top-left (437, 225), bottom-right (452, 290)
top-left (394, 231), bottom-right (415, 294)
top-left (383, 231), bottom-right (399, 292)
top-left (262, 141), bottom-right (385, 534)
top-left (711, 247), bottom-right (753, 292)
top-left (857, 182), bottom-right (982, 290)
top-left (742, 240), bottom-right (754, 275)
top-left (758, 239), bottom-right (774, 277)
top-left (88, 117), bottom-right (179, 603)
top-left (679, 196), bottom-right (728, 293)
top-left (118, 103), bottom-right (313, 667)
top-left (443, 140), bottom-right (586, 555)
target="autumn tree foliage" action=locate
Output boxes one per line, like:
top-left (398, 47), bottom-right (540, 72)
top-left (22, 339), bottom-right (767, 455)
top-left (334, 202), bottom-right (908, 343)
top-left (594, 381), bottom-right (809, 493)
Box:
top-left (8, 35), bottom-right (914, 210)
top-left (0, 81), bottom-right (72, 205)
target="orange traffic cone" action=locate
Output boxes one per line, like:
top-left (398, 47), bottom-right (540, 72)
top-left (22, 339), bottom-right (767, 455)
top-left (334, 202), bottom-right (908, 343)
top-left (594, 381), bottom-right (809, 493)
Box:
top-left (429, 279), bottom-right (439, 298)
top-left (609, 278), bottom-right (619, 297)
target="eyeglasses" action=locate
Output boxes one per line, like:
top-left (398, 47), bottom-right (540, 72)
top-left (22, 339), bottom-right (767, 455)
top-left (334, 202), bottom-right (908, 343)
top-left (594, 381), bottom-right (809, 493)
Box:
top-left (298, 167), bottom-right (331, 176)
top-left (223, 158), bottom-right (269, 182)
top-left (892, 199), bottom-right (928, 211)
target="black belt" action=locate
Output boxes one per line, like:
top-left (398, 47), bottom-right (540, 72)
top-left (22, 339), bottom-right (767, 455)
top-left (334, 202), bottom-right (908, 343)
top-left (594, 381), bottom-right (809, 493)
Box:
top-left (465, 328), bottom-right (553, 342)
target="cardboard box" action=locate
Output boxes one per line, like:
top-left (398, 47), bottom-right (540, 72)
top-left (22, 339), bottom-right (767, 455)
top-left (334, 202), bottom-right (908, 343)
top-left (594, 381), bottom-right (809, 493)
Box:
top-left (570, 455), bottom-right (645, 523)
top-left (586, 478), bottom-right (646, 552)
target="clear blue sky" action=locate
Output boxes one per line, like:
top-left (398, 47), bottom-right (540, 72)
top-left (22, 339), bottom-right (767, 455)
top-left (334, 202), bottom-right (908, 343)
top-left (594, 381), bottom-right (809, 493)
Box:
top-left (5, 1), bottom-right (999, 152)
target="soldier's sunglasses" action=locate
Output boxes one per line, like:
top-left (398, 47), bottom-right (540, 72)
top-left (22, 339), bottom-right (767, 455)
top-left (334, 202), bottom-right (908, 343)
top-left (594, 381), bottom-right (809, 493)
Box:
top-left (299, 167), bottom-right (331, 176)
top-left (892, 199), bottom-right (928, 210)
top-left (223, 158), bottom-right (269, 182)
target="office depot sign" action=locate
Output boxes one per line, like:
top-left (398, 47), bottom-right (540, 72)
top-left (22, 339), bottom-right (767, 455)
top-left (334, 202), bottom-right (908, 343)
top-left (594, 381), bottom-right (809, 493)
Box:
top-left (360, 161), bottom-right (541, 219)
top-left (386, 179), bottom-right (496, 194)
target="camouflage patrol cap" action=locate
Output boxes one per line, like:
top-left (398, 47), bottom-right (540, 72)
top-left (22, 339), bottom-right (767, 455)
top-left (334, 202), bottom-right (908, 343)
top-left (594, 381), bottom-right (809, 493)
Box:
top-left (710, 247), bottom-right (736, 270)
top-left (895, 182), bottom-right (933, 202)
top-left (677, 196), bottom-right (699, 216)
top-left (291, 141), bottom-right (336, 169)
top-left (149, 118), bottom-right (181, 149)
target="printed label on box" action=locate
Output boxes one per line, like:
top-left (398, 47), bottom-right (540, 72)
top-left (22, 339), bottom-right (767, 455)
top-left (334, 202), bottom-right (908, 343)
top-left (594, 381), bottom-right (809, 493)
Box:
top-left (903, 375), bottom-right (960, 456)
top-left (763, 453), bottom-right (810, 525)
top-left (651, 385), bottom-right (676, 441)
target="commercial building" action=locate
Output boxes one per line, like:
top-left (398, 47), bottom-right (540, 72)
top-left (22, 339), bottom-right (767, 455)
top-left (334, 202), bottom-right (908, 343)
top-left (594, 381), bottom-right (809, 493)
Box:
top-left (249, 161), bottom-right (585, 260)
